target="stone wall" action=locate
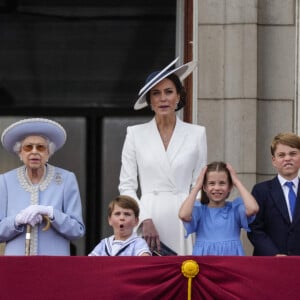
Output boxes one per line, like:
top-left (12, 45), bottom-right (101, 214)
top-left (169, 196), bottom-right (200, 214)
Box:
top-left (195, 0), bottom-right (296, 255)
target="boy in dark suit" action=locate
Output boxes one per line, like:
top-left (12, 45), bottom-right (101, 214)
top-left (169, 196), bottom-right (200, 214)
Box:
top-left (248, 132), bottom-right (300, 255)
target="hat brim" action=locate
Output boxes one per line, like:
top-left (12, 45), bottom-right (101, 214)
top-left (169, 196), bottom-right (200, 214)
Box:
top-left (134, 60), bottom-right (198, 110)
top-left (1, 118), bottom-right (67, 154)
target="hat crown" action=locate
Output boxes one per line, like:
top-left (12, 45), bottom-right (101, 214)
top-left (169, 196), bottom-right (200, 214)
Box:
top-left (145, 70), bottom-right (170, 86)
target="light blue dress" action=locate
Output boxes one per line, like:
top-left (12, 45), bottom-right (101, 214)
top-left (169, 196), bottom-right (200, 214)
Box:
top-left (89, 233), bottom-right (151, 256)
top-left (183, 198), bottom-right (255, 256)
top-left (0, 164), bottom-right (85, 255)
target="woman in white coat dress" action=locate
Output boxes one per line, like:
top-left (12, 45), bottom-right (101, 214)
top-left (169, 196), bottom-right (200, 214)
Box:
top-left (119, 58), bottom-right (207, 255)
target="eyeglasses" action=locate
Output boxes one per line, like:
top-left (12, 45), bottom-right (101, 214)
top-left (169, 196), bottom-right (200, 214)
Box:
top-left (22, 144), bottom-right (48, 153)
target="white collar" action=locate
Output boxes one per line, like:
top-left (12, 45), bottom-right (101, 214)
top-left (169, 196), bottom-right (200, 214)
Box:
top-left (278, 174), bottom-right (299, 189)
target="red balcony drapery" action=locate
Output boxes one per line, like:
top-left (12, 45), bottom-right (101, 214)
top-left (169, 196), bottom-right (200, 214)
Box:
top-left (0, 256), bottom-right (299, 300)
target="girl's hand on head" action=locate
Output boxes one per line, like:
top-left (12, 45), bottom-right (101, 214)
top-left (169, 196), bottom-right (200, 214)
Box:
top-left (226, 163), bottom-right (239, 185)
top-left (195, 165), bottom-right (207, 189)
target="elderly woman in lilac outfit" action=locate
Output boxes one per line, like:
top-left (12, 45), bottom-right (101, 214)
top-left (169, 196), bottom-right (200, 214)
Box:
top-left (0, 118), bottom-right (85, 255)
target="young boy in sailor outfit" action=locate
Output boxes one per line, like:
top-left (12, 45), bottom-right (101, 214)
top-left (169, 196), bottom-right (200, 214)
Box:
top-left (89, 195), bottom-right (151, 256)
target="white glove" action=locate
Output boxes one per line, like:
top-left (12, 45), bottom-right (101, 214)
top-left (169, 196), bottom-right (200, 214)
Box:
top-left (28, 214), bottom-right (43, 227)
top-left (15, 210), bottom-right (27, 227)
top-left (22, 205), bottom-right (54, 225)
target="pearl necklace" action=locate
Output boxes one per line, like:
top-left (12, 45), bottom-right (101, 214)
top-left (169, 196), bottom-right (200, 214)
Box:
top-left (17, 164), bottom-right (55, 255)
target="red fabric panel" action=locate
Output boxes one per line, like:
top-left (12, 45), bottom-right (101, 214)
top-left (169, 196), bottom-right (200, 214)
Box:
top-left (0, 256), bottom-right (299, 300)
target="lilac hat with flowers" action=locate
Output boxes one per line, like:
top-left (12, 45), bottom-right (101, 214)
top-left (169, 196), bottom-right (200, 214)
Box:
top-left (134, 57), bottom-right (198, 110)
top-left (1, 118), bottom-right (67, 154)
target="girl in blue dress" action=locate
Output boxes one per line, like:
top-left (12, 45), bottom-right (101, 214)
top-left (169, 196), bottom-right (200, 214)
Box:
top-left (179, 162), bottom-right (259, 255)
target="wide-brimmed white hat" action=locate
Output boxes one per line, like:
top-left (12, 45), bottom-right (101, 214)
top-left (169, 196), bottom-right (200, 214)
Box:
top-left (134, 57), bottom-right (198, 110)
top-left (1, 118), bottom-right (67, 154)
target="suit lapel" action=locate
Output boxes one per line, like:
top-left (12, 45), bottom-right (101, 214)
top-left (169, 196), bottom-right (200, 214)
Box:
top-left (145, 118), bottom-right (176, 187)
top-left (291, 178), bottom-right (300, 225)
top-left (143, 117), bottom-right (190, 187)
top-left (270, 177), bottom-right (291, 224)
top-left (167, 118), bottom-right (187, 163)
